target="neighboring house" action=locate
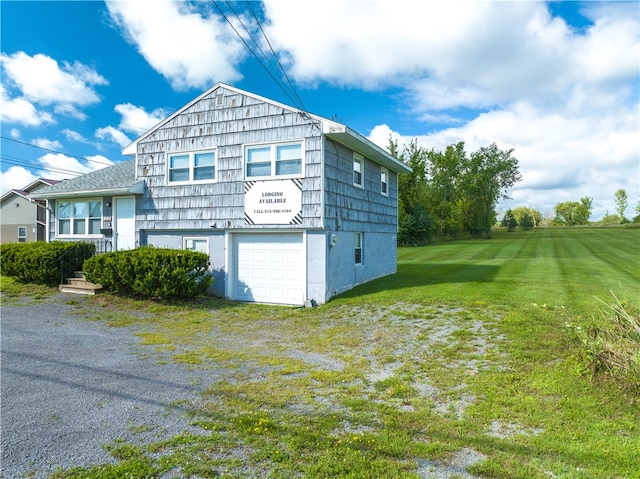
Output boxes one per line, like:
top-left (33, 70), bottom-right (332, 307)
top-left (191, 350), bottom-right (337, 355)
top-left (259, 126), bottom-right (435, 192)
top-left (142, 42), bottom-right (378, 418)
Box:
top-left (36, 83), bottom-right (411, 305)
top-left (0, 178), bottom-right (60, 243)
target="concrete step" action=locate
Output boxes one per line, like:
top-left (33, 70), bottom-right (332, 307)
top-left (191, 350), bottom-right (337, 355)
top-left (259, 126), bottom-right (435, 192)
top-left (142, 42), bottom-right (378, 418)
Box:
top-left (59, 271), bottom-right (103, 295)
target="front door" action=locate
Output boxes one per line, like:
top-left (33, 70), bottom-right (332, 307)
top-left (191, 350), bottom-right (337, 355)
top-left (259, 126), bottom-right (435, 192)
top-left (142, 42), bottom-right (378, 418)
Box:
top-left (115, 197), bottom-right (135, 251)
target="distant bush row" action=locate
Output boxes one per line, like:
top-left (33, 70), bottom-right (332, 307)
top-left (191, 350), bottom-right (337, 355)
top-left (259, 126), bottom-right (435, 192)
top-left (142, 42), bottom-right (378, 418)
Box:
top-left (0, 241), bottom-right (95, 286)
top-left (83, 247), bottom-right (213, 300)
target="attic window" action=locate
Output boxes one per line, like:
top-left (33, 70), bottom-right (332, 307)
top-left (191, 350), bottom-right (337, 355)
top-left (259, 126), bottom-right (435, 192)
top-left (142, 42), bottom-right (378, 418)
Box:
top-left (215, 94), bottom-right (223, 106)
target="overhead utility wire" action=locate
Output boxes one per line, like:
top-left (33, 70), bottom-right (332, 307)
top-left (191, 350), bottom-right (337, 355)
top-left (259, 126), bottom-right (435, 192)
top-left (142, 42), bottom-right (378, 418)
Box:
top-left (1, 136), bottom-right (113, 166)
top-left (211, 1), bottom-right (305, 113)
top-left (1, 155), bottom-right (84, 177)
top-left (245, 0), bottom-right (306, 112)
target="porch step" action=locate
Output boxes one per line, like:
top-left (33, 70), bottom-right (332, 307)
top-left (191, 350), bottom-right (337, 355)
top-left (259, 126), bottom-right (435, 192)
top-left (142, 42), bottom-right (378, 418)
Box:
top-left (59, 271), bottom-right (103, 295)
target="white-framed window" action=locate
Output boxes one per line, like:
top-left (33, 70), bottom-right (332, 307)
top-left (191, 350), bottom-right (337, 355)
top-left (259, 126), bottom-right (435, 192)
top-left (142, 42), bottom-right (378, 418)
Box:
top-left (18, 226), bottom-right (27, 242)
top-left (245, 141), bottom-right (303, 179)
top-left (353, 153), bottom-right (363, 188)
top-left (58, 199), bottom-right (102, 236)
top-left (183, 236), bottom-right (209, 254)
top-left (381, 167), bottom-right (389, 196)
top-left (168, 149), bottom-right (216, 184)
top-left (354, 232), bottom-right (363, 264)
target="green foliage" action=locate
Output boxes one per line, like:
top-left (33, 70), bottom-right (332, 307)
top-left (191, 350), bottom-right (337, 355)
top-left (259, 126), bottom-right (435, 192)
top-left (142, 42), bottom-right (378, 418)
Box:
top-left (392, 138), bottom-right (522, 241)
top-left (553, 197), bottom-right (593, 225)
top-left (501, 209), bottom-right (517, 231)
top-left (511, 206), bottom-right (541, 229)
top-left (614, 189), bottom-right (628, 220)
top-left (391, 137), bottom-right (434, 244)
top-left (597, 213), bottom-right (623, 226)
top-left (463, 143), bottom-right (522, 238)
top-left (83, 246), bottom-right (213, 299)
top-left (0, 241), bottom-right (95, 286)
top-left (565, 293), bottom-right (640, 395)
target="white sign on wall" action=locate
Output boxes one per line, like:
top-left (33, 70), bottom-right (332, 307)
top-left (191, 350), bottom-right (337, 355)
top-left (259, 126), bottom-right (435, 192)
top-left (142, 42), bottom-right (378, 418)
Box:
top-left (244, 179), bottom-right (303, 225)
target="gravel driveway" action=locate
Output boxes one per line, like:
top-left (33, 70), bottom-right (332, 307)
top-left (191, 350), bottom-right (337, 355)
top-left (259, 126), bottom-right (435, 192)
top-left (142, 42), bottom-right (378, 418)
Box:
top-left (1, 295), bottom-right (213, 479)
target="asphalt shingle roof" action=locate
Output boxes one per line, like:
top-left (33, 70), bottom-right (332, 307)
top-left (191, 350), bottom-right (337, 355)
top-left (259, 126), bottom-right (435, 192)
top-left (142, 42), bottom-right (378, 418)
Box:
top-left (35, 160), bottom-right (142, 197)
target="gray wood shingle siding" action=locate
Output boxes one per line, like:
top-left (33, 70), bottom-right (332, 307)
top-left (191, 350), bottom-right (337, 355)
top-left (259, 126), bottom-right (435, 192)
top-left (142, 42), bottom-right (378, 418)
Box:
top-left (134, 87), bottom-right (324, 231)
top-left (324, 139), bottom-right (398, 234)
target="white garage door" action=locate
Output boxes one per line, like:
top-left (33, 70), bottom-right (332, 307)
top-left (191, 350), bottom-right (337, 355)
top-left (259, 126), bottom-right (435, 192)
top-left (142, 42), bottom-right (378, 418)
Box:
top-left (232, 233), bottom-right (305, 305)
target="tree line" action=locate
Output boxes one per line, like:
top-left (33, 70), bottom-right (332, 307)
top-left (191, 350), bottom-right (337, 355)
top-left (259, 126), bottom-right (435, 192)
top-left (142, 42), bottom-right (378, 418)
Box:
top-left (390, 138), bottom-right (637, 244)
top-left (389, 139), bottom-right (522, 243)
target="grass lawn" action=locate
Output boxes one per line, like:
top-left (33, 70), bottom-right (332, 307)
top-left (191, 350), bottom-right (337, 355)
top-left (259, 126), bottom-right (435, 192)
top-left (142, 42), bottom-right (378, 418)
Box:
top-left (3, 227), bottom-right (639, 479)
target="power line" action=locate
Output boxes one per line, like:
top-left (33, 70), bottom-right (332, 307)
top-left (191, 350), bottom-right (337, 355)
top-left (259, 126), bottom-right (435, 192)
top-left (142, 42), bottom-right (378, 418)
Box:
top-left (211, 1), bottom-right (306, 113)
top-left (1, 136), bottom-right (113, 166)
top-left (1, 155), bottom-right (84, 177)
top-left (245, 0), bottom-right (306, 112)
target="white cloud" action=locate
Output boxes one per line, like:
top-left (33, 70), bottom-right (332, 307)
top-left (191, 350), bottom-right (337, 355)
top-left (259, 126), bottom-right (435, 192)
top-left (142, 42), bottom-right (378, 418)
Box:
top-left (107, 0), bottom-right (245, 90)
top-left (37, 153), bottom-right (112, 181)
top-left (0, 84), bottom-right (53, 126)
top-left (62, 129), bottom-right (88, 143)
top-left (95, 126), bottom-right (132, 147)
top-left (114, 103), bottom-right (167, 134)
top-left (0, 166), bottom-right (38, 195)
top-left (368, 99), bottom-right (639, 221)
top-left (0, 152), bottom-right (113, 195)
top-left (32, 138), bottom-right (63, 151)
top-left (9, 128), bottom-right (21, 139)
top-left (0, 52), bottom-right (107, 106)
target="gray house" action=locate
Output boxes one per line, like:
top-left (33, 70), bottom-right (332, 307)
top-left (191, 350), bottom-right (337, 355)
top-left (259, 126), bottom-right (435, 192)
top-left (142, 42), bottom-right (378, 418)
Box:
top-left (37, 83), bottom-right (410, 305)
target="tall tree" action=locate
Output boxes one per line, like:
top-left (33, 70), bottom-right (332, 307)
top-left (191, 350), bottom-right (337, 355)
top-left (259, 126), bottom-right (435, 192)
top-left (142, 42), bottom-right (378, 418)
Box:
top-left (426, 142), bottom-right (466, 236)
top-left (511, 206), bottom-right (542, 228)
top-left (460, 143), bottom-right (522, 238)
top-left (553, 197), bottom-right (593, 225)
top-left (614, 189), bottom-right (628, 220)
top-left (389, 137), bottom-right (432, 244)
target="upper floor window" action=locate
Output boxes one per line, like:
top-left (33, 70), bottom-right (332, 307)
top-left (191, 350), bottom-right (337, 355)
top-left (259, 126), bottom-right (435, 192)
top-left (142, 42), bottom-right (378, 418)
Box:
top-left (381, 167), bottom-right (389, 196)
top-left (58, 199), bottom-right (102, 236)
top-left (353, 153), bottom-right (363, 188)
top-left (168, 150), bottom-right (216, 184)
top-left (246, 142), bottom-right (303, 179)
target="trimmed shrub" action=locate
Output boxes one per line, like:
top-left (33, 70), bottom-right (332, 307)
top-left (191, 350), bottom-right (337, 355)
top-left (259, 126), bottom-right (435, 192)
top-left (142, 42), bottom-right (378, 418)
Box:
top-left (0, 241), bottom-right (96, 286)
top-left (83, 246), bottom-right (213, 300)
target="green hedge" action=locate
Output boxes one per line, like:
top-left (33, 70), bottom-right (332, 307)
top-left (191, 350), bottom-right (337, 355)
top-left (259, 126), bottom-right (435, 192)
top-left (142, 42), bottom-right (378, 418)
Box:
top-left (83, 247), bottom-right (213, 300)
top-left (0, 241), bottom-right (96, 286)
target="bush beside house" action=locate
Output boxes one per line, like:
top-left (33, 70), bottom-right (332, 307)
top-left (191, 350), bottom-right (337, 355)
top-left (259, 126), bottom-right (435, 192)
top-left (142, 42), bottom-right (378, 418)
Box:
top-left (0, 242), bottom-right (95, 286)
top-left (83, 247), bottom-right (213, 300)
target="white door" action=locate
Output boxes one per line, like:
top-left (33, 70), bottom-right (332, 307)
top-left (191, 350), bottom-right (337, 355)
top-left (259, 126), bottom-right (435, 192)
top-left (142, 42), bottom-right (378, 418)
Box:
top-left (232, 233), bottom-right (305, 305)
top-left (115, 197), bottom-right (135, 251)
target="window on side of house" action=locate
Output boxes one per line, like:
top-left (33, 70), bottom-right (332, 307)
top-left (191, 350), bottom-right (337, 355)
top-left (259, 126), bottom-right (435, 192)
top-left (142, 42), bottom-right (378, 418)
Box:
top-left (353, 153), bottom-right (363, 188)
top-left (245, 142), bottom-right (303, 179)
top-left (18, 226), bottom-right (27, 242)
top-left (381, 167), bottom-right (389, 196)
top-left (354, 232), bottom-right (363, 265)
top-left (58, 200), bottom-right (103, 236)
top-left (168, 150), bottom-right (216, 184)
top-left (183, 237), bottom-right (209, 254)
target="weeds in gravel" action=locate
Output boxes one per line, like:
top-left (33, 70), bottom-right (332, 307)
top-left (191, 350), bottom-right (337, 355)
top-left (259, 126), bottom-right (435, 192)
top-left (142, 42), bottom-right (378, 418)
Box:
top-left (9, 229), bottom-right (640, 478)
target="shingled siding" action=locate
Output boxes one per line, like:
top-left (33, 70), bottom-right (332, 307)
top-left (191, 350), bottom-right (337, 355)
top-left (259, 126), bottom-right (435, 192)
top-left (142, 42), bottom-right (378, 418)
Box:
top-left (323, 139), bottom-right (398, 234)
top-left (134, 87), bottom-right (324, 231)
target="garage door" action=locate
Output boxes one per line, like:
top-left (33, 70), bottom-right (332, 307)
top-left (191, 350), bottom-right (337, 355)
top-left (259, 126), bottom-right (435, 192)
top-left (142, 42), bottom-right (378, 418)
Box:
top-left (232, 233), bottom-right (305, 305)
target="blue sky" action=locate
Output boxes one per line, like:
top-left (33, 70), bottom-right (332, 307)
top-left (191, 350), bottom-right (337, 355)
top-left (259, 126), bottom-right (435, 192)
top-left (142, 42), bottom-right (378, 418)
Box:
top-left (1, 1), bottom-right (638, 220)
